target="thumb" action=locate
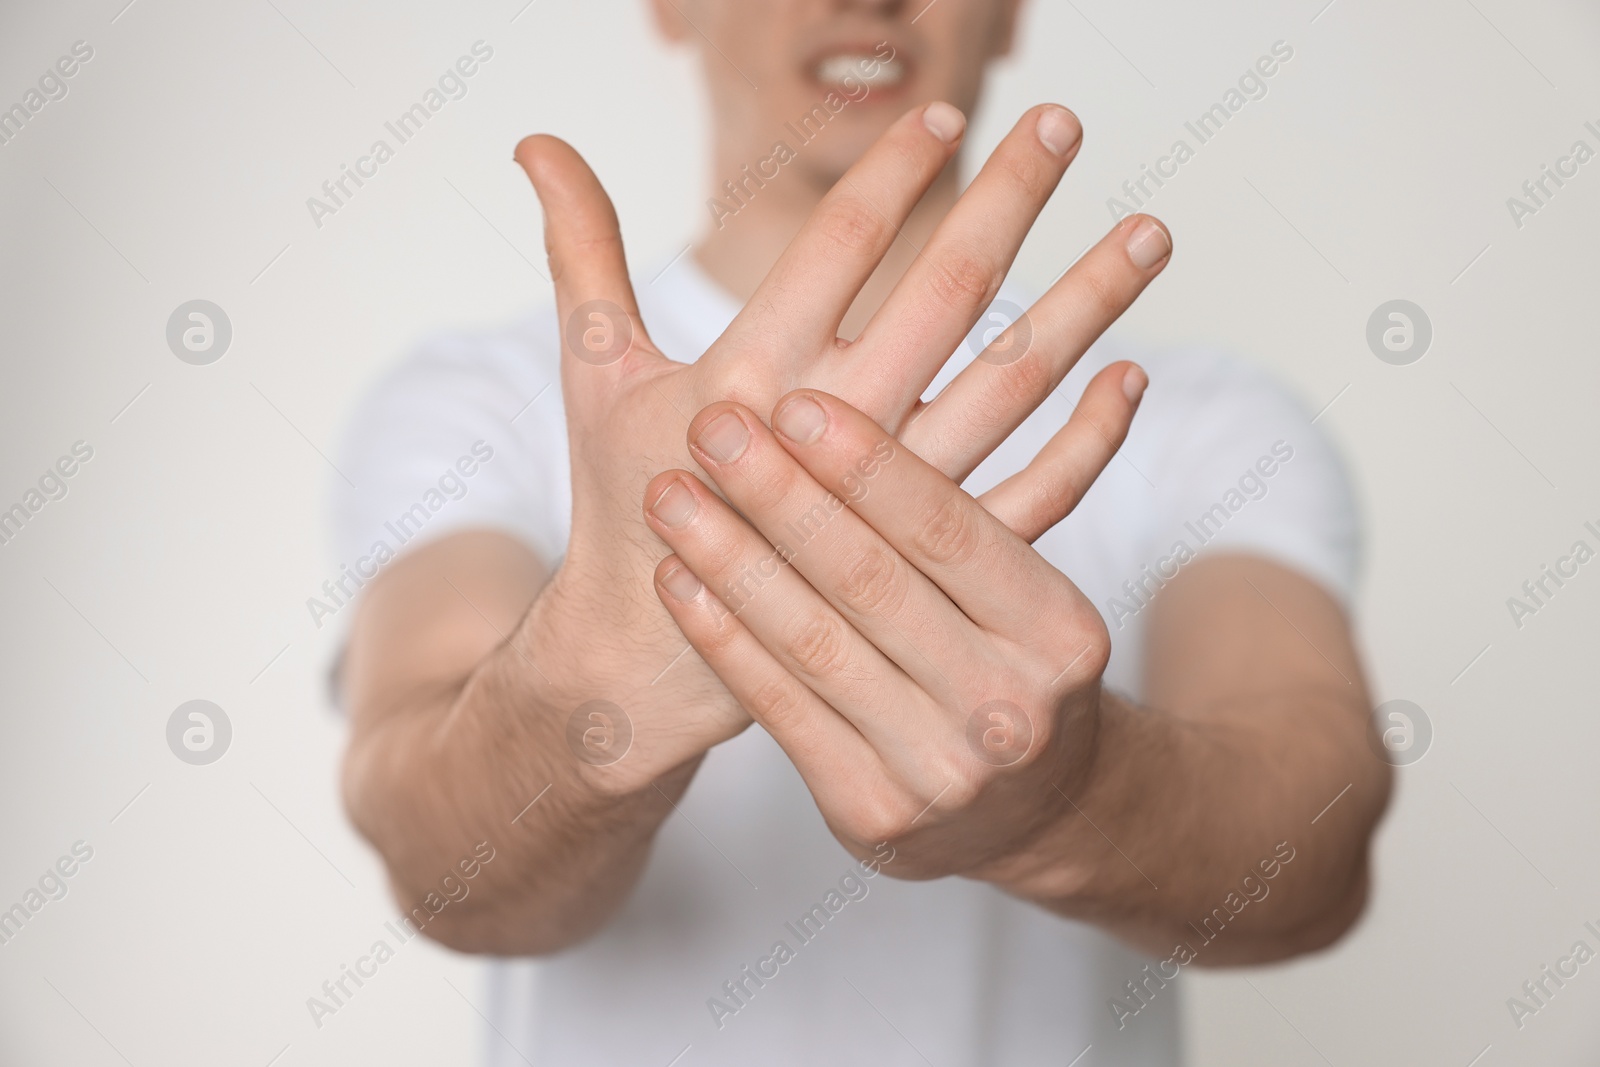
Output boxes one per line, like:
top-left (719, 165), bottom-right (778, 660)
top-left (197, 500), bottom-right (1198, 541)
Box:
top-left (514, 135), bottom-right (664, 399)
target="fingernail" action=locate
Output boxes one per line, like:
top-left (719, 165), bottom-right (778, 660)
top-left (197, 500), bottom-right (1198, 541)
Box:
top-left (650, 480), bottom-right (698, 527)
top-left (1036, 107), bottom-right (1082, 157)
top-left (660, 563), bottom-right (703, 602)
top-left (774, 395), bottom-right (827, 444)
top-left (1126, 217), bottom-right (1171, 270)
top-left (923, 101), bottom-right (966, 144)
top-left (696, 412), bottom-right (749, 463)
top-left (1122, 364), bottom-right (1148, 404)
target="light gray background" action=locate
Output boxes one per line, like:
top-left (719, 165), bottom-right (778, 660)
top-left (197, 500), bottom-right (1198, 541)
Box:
top-left (2, 0), bottom-right (1597, 1064)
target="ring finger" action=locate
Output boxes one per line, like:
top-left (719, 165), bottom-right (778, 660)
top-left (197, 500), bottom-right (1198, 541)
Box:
top-left (904, 213), bottom-right (1171, 481)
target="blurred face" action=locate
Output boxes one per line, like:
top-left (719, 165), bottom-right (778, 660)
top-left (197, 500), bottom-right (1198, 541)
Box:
top-left (652, 0), bottom-right (1023, 185)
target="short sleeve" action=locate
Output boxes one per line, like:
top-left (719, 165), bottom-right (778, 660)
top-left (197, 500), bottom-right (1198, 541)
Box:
top-left (328, 316), bottom-right (570, 574)
top-left (1134, 349), bottom-right (1361, 606)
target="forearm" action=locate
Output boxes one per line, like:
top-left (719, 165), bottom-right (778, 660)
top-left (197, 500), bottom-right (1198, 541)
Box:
top-left (342, 592), bottom-right (700, 956)
top-left (987, 686), bottom-right (1389, 964)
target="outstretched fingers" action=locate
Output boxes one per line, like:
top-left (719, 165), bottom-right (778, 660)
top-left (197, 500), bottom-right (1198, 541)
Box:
top-left (717, 103), bottom-right (968, 372)
top-left (843, 105), bottom-right (1086, 423)
top-left (902, 213), bottom-right (1171, 481)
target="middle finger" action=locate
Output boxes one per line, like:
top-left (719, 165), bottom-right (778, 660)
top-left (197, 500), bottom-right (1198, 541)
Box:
top-left (833, 104), bottom-right (1084, 424)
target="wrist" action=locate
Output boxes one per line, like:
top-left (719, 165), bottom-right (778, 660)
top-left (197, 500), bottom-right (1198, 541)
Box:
top-left (969, 687), bottom-right (1126, 905)
top-left (518, 558), bottom-right (744, 796)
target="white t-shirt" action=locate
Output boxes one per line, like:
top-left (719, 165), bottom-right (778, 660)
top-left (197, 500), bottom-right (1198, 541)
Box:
top-left (332, 256), bottom-right (1359, 1067)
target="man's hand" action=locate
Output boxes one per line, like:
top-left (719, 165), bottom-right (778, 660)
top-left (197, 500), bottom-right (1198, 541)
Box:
top-left (642, 386), bottom-right (1390, 963)
top-left (515, 101), bottom-right (1170, 792)
top-left (641, 382), bottom-right (1140, 879)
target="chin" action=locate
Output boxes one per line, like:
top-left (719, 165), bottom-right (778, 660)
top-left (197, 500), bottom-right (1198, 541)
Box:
top-left (813, 119), bottom-right (899, 172)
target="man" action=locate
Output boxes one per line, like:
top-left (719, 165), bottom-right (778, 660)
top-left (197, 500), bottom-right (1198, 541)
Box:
top-left (331, 1), bottom-right (1390, 1062)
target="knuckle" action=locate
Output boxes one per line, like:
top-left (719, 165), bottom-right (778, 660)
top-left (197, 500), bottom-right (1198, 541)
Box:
top-left (549, 231), bottom-right (624, 283)
top-left (847, 792), bottom-right (917, 846)
top-left (838, 545), bottom-right (908, 618)
top-left (947, 768), bottom-right (989, 809)
top-left (958, 387), bottom-right (1017, 440)
top-left (927, 247), bottom-right (997, 310)
top-left (578, 761), bottom-right (654, 800)
top-left (708, 373), bottom-right (772, 416)
top-left (1051, 620), bottom-right (1112, 691)
top-left (1081, 631), bottom-right (1113, 681)
top-left (930, 754), bottom-right (986, 807)
top-left (785, 612), bottom-right (853, 678)
top-left (913, 495), bottom-right (982, 567)
top-left (693, 602), bottom-right (745, 658)
top-left (990, 348), bottom-right (1051, 407)
top-left (1008, 704), bottom-right (1055, 769)
top-left (744, 464), bottom-right (800, 515)
top-left (1023, 467), bottom-right (1086, 533)
top-left (567, 230), bottom-right (625, 261)
top-left (966, 686), bottom-right (1053, 771)
top-left (814, 198), bottom-right (886, 260)
top-left (747, 675), bottom-right (807, 731)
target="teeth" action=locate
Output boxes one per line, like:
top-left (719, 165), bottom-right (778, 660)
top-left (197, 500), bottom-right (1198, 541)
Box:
top-left (815, 54), bottom-right (904, 88)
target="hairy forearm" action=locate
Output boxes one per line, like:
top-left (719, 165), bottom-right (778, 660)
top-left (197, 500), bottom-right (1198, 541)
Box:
top-left (342, 598), bottom-right (700, 956)
top-left (988, 687), bottom-right (1390, 964)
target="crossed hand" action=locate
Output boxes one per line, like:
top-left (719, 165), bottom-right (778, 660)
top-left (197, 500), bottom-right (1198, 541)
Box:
top-left (515, 100), bottom-right (1169, 877)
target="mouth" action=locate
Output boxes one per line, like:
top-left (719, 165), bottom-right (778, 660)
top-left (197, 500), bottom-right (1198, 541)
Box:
top-left (813, 51), bottom-right (906, 90)
top-left (804, 40), bottom-right (913, 97)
